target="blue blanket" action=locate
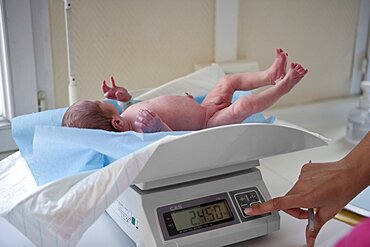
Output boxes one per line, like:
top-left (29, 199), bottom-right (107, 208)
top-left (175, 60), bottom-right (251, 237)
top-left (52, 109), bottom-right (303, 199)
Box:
top-left (12, 92), bottom-right (275, 185)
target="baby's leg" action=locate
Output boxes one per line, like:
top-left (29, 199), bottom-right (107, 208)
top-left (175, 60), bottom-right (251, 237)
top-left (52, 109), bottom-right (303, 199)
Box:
top-left (202, 48), bottom-right (287, 107)
top-left (206, 63), bottom-right (308, 127)
top-left (224, 48), bottom-right (288, 90)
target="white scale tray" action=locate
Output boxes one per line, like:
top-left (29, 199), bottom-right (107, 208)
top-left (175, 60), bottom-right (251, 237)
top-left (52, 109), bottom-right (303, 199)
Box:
top-left (132, 122), bottom-right (328, 190)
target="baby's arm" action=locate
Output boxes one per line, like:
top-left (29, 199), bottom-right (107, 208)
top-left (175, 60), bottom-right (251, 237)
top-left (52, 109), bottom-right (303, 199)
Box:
top-left (102, 76), bottom-right (132, 102)
top-left (134, 108), bottom-right (172, 133)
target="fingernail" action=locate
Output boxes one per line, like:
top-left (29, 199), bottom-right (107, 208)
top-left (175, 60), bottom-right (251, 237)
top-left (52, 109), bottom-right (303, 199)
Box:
top-left (244, 208), bottom-right (252, 214)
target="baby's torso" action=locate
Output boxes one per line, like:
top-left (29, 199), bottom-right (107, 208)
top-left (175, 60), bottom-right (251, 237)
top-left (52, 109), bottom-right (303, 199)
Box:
top-left (121, 95), bottom-right (209, 131)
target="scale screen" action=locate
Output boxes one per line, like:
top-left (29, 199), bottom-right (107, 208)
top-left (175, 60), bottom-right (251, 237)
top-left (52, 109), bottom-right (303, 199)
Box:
top-left (158, 194), bottom-right (238, 240)
top-left (171, 199), bottom-right (233, 231)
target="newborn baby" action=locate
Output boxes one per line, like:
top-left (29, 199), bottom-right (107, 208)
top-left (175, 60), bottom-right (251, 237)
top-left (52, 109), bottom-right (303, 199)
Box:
top-left (62, 48), bottom-right (308, 133)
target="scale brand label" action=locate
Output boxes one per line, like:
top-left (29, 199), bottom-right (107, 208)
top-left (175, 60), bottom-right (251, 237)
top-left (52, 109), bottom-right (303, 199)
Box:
top-left (170, 205), bottom-right (183, 211)
top-left (117, 201), bottom-right (139, 230)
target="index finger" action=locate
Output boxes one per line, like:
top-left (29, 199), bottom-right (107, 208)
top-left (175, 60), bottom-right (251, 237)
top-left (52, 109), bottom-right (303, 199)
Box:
top-left (110, 76), bottom-right (116, 87)
top-left (244, 194), bottom-right (302, 216)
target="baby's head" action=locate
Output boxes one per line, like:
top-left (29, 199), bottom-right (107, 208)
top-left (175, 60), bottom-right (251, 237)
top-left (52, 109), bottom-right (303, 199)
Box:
top-left (62, 100), bottom-right (119, 131)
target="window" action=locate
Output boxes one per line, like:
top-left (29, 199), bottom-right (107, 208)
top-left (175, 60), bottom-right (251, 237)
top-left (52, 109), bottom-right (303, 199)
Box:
top-left (0, 2), bottom-right (3, 119)
top-left (0, 0), bottom-right (15, 153)
top-left (0, 67), bottom-right (3, 117)
top-left (0, 0), bottom-right (13, 123)
top-left (0, 0), bottom-right (41, 154)
top-left (0, 83), bottom-right (3, 117)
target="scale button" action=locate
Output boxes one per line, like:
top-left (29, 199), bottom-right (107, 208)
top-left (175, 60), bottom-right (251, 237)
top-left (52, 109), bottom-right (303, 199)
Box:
top-left (240, 205), bottom-right (251, 217)
top-left (246, 191), bottom-right (260, 203)
top-left (236, 194), bottom-right (248, 205)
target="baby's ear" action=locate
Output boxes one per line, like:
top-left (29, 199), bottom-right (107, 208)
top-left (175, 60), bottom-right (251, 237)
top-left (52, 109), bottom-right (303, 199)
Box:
top-left (111, 116), bottom-right (125, 132)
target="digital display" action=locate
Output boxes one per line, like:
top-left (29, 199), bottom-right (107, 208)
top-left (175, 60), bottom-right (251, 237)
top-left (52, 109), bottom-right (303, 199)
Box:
top-left (170, 200), bottom-right (233, 231)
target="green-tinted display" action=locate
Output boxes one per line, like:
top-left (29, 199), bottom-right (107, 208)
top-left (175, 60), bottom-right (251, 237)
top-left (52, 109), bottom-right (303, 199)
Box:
top-left (171, 200), bottom-right (232, 231)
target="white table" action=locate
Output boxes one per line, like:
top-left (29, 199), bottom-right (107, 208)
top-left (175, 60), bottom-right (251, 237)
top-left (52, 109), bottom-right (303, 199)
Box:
top-left (0, 97), bottom-right (358, 247)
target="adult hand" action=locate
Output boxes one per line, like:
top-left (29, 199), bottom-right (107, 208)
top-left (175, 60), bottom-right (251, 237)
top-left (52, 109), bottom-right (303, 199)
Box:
top-left (244, 158), bottom-right (369, 247)
top-left (102, 76), bottom-right (132, 102)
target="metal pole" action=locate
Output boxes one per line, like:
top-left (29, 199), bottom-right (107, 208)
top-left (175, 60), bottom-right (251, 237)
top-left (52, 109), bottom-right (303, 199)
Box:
top-left (64, 0), bottom-right (77, 105)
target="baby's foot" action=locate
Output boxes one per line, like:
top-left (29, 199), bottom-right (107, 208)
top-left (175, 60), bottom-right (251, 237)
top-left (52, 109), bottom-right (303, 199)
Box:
top-left (277, 63), bottom-right (308, 93)
top-left (266, 48), bottom-right (288, 84)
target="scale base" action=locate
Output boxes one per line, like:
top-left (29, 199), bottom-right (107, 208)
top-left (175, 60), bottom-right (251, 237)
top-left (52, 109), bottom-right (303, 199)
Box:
top-left (107, 166), bottom-right (280, 247)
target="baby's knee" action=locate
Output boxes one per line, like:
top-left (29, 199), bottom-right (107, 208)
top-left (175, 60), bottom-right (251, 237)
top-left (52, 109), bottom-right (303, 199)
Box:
top-left (212, 75), bottom-right (235, 96)
top-left (219, 74), bottom-right (235, 86)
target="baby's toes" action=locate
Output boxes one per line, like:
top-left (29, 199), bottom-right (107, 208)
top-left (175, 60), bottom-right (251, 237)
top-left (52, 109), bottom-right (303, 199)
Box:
top-left (297, 67), bottom-right (305, 74)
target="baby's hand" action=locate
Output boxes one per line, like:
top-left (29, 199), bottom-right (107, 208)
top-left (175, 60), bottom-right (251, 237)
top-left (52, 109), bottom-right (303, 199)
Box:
top-left (134, 108), bottom-right (171, 133)
top-left (102, 76), bottom-right (132, 102)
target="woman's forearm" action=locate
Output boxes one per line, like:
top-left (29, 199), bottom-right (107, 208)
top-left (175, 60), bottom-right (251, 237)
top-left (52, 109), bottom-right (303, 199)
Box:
top-left (343, 131), bottom-right (370, 189)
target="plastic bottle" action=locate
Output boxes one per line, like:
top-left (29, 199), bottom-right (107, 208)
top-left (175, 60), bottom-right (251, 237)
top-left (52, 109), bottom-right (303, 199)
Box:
top-left (346, 81), bottom-right (370, 144)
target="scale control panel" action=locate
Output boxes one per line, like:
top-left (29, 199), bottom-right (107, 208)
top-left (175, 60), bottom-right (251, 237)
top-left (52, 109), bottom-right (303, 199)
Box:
top-left (229, 187), bottom-right (270, 222)
top-left (157, 186), bottom-right (270, 241)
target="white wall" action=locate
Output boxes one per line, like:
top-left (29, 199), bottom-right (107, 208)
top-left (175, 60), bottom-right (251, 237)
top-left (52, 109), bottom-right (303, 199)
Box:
top-left (49, 0), bottom-right (362, 108)
top-left (238, 0), bottom-right (361, 106)
top-left (49, 0), bottom-right (215, 107)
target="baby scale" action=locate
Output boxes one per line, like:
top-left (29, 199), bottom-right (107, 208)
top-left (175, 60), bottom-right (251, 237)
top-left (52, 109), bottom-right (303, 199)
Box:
top-left (106, 122), bottom-right (327, 247)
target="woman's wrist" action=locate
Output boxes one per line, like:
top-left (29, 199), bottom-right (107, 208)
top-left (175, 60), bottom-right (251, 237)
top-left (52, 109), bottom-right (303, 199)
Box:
top-left (343, 151), bottom-right (370, 190)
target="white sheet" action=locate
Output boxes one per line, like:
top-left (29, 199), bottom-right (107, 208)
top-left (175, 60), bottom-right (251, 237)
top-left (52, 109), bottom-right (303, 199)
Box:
top-left (1, 135), bottom-right (182, 246)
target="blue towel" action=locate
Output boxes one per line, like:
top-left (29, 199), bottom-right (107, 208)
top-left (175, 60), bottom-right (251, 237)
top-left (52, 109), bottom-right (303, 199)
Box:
top-left (32, 127), bottom-right (188, 185)
top-left (12, 92), bottom-right (275, 185)
top-left (11, 108), bottom-right (67, 160)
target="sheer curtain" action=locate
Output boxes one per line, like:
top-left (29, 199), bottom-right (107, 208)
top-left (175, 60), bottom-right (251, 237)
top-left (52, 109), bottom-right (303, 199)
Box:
top-left (0, 0), bottom-right (6, 121)
top-left (0, 0), bottom-right (14, 155)
top-left (0, 87), bottom-right (3, 118)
